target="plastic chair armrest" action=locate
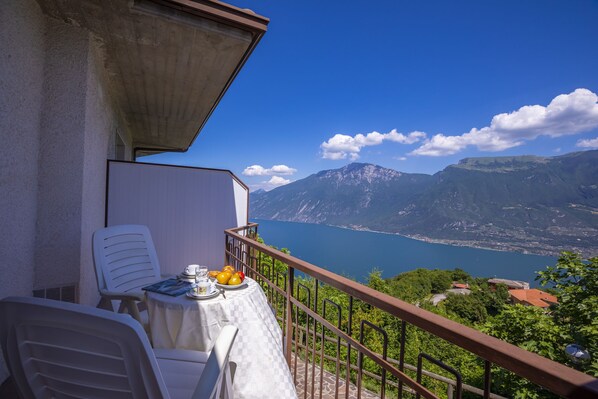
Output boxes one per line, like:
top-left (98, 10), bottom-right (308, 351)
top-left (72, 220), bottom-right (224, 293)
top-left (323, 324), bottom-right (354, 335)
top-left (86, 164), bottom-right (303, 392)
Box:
top-left (154, 348), bottom-right (210, 364)
top-left (99, 289), bottom-right (145, 302)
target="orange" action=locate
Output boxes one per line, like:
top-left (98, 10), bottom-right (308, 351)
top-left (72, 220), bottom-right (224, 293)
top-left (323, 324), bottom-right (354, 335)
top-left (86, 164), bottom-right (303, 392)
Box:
top-left (222, 265), bottom-right (235, 273)
top-left (216, 272), bottom-right (231, 285)
top-left (228, 275), bottom-right (242, 285)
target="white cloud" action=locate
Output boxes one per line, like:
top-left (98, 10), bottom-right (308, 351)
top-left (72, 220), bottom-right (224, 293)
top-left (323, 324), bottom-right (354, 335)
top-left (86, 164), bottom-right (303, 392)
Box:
top-left (243, 165), bottom-right (268, 176)
top-left (242, 164), bottom-right (297, 176)
top-left (411, 88), bottom-right (598, 156)
top-left (270, 165), bottom-right (297, 175)
top-left (576, 137), bottom-right (598, 148)
top-left (251, 176), bottom-right (292, 191)
top-left (397, 156), bottom-right (408, 161)
top-left (321, 129), bottom-right (426, 160)
top-left (268, 176), bottom-right (291, 186)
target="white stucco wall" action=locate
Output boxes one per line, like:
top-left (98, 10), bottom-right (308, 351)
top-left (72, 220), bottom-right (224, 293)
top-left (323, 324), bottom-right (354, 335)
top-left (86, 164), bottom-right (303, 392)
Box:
top-left (106, 162), bottom-right (249, 276)
top-left (78, 42), bottom-right (125, 307)
top-left (34, 17), bottom-right (89, 290)
top-left (31, 17), bottom-right (130, 307)
top-left (1, 2), bottom-right (130, 306)
top-left (0, 0), bottom-right (45, 303)
top-left (0, 0), bottom-right (46, 384)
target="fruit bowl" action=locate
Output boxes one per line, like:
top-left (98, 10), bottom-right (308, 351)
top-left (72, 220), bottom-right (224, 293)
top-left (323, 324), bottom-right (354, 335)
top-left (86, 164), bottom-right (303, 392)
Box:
top-left (215, 281), bottom-right (248, 290)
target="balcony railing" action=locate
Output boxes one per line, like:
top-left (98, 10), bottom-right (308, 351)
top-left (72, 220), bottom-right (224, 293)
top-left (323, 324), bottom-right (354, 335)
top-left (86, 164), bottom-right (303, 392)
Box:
top-left (224, 223), bottom-right (598, 399)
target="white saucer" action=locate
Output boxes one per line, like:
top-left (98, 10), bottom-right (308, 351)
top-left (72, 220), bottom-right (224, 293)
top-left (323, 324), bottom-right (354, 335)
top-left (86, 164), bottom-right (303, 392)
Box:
top-left (186, 289), bottom-right (219, 300)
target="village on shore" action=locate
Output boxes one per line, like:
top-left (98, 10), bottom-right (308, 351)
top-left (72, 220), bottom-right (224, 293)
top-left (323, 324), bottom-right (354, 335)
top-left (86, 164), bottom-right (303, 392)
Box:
top-left (431, 277), bottom-right (558, 308)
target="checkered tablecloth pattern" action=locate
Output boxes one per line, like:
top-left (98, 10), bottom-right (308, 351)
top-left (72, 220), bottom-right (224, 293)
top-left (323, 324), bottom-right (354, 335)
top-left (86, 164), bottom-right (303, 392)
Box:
top-left (146, 278), bottom-right (297, 399)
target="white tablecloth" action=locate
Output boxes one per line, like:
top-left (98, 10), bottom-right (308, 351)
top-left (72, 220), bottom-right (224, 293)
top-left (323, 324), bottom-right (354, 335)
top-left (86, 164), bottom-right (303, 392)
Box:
top-left (146, 278), bottom-right (297, 399)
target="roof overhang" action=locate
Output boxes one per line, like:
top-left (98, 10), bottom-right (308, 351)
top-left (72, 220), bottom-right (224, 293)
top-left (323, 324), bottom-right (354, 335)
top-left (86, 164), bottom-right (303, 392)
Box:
top-left (37, 0), bottom-right (269, 157)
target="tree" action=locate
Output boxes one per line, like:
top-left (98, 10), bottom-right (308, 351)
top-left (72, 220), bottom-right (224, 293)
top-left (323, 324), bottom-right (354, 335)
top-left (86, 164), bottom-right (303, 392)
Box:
top-left (429, 270), bottom-right (452, 293)
top-left (450, 267), bottom-right (471, 282)
top-left (474, 283), bottom-right (509, 316)
top-left (444, 293), bottom-right (488, 324)
top-left (536, 252), bottom-right (598, 375)
top-left (482, 304), bottom-right (569, 398)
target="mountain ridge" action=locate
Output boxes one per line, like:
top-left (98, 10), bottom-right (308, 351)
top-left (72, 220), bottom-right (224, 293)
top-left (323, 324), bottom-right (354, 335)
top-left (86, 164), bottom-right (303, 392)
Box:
top-left (250, 150), bottom-right (598, 257)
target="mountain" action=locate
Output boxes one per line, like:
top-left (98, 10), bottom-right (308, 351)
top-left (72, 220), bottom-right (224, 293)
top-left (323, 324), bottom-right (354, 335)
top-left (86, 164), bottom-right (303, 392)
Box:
top-left (250, 151), bottom-right (598, 256)
top-left (251, 163), bottom-right (432, 227)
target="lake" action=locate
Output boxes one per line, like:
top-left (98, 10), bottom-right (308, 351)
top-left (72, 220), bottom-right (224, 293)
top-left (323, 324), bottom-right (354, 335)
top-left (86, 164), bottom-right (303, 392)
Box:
top-left (252, 219), bottom-right (557, 286)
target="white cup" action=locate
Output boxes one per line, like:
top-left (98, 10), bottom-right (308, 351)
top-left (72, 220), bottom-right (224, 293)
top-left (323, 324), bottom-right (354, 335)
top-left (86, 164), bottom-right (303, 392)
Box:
top-left (196, 280), bottom-right (210, 295)
top-left (185, 264), bottom-right (199, 275)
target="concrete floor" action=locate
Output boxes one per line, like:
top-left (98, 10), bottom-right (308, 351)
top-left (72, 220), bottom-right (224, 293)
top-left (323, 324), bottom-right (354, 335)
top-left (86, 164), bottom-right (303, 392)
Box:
top-left (291, 354), bottom-right (380, 399)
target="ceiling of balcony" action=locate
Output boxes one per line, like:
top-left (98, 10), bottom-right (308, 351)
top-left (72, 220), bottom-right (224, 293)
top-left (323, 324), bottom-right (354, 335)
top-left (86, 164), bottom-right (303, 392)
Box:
top-left (37, 0), bottom-right (268, 156)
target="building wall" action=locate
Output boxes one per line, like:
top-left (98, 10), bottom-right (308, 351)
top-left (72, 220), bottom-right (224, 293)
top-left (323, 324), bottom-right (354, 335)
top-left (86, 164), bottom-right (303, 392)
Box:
top-left (33, 17), bottom-right (89, 291)
top-left (106, 162), bottom-right (249, 277)
top-left (31, 18), bottom-right (129, 307)
top-left (0, 0), bottom-right (47, 383)
top-left (0, 0), bottom-right (131, 381)
top-left (0, 0), bottom-right (45, 305)
top-left (78, 42), bottom-right (128, 307)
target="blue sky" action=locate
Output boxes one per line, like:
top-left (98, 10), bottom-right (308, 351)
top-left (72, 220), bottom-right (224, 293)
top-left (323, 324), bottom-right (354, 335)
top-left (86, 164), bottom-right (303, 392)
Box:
top-left (146, 0), bottom-right (598, 191)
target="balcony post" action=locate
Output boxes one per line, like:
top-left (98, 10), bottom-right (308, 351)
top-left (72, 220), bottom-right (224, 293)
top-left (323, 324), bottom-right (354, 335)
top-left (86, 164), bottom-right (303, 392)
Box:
top-left (224, 234), bottom-right (229, 266)
top-left (285, 265), bottom-right (295, 366)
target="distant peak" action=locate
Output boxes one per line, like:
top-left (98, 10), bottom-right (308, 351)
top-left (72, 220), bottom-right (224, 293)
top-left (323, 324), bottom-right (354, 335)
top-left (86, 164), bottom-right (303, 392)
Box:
top-left (317, 162), bottom-right (402, 184)
top-left (452, 155), bottom-right (549, 172)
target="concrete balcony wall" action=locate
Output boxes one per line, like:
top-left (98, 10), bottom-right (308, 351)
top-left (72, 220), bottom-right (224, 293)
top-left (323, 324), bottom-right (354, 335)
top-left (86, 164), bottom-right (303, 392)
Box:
top-left (0, 0), bottom-right (131, 309)
top-left (106, 161), bottom-right (249, 277)
top-left (0, 0), bottom-right (45, 307)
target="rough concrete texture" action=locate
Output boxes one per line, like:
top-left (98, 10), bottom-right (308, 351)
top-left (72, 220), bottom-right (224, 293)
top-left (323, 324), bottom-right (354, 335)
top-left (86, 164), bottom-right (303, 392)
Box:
top-left (0, 0), bottom-right (45, 299)
top-left (1, 1), bottom-right (130, 302)
top-left (33, 17), bottom-right (89, 289)
top-left (33, 18), bottom-right (129, 299)
top-left (38, 0), bottom-right (254, 152)
top-left (0, 0), bottom-right (131, 382)
top-left (78, 41), bottom-right (126, 307)
top-left (0, 0), bottom-right (46, 384)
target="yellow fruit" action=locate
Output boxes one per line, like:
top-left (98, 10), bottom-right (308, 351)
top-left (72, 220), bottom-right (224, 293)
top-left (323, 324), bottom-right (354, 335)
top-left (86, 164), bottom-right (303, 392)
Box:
top-left (216, 272), bottom-right (231, 284)
top-left (208, 271), bottom-right (219, 278)
top-left (228, 275), bottom-right (242, 285)
top-left (222, 265), bottom-right (235, 273)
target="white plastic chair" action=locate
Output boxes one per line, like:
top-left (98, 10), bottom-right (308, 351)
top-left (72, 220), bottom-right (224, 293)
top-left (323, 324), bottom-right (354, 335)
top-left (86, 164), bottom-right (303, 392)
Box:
top-left (92, 224), bottom-right (164, 323)
top-left (0, 296), bottom-right (238, 399)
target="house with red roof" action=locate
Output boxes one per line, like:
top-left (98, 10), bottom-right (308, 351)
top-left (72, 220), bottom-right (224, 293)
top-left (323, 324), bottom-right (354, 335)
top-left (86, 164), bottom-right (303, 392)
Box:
top-left (509, 289), bottom-right (558, 308)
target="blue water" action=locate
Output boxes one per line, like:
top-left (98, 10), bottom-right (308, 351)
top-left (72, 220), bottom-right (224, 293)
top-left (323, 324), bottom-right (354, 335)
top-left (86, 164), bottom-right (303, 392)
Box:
top-left (252, 219), bottom-right (557, 287)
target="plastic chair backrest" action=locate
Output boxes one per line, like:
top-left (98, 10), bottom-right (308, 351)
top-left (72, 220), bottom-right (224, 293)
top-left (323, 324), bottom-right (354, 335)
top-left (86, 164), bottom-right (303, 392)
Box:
top-left (0, 296), bottom-right (169, 399)
top-left (93, 224), bottom-right (162, 293)
top-left (193, 325), bottom-right (238, 399)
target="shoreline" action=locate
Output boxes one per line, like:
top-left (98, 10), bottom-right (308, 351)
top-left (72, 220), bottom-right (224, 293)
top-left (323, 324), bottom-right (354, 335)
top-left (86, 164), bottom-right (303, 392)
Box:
top-left (330, 224), bottom-right (557, 257)
top-left (251, 218), bottom-right (571, 258)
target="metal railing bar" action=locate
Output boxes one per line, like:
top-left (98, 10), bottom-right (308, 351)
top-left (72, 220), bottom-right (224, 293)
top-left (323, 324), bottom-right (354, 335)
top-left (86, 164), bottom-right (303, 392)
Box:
top-left (292, 325), bottom-right (509, 399)
top-left (483, 360), bottom-right (491, 399)
top-left (225, 228), bottom-right (598, 398)
top-left (235, 228), bottom-right (501, 399)
top-left (312, 280), bottom-right (319, 399)
top-left (291, 297), bottom-right (438, 399)
top-left (346, 295), bottom-right (354, 399)
top-left (416, 353), bottom-right (462, 399)
top-left (224, 249), bottom-right (288, 297)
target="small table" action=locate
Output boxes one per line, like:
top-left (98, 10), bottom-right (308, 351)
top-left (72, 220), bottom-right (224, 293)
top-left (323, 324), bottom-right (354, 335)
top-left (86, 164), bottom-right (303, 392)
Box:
top-left (146, 278), bottom-right (297, 399)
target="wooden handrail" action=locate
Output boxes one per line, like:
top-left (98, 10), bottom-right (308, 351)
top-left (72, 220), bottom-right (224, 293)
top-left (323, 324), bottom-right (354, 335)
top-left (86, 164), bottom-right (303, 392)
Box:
top-left (225, 225), bottom-right (598, 398)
